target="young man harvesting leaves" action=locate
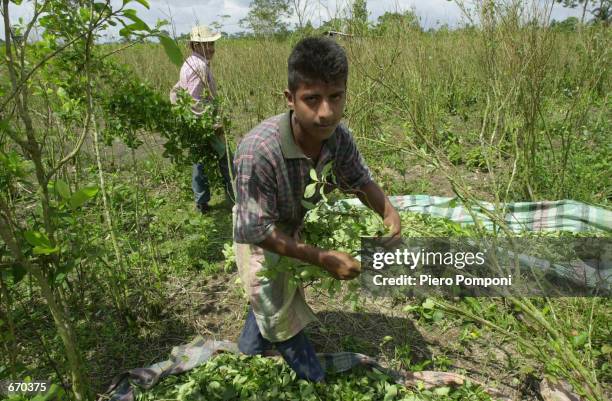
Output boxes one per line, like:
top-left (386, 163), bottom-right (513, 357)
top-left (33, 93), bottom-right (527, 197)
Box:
top-left (233, 37), bottom-right (402, 381)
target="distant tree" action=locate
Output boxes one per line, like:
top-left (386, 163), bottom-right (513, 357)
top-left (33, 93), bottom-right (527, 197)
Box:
top-left (375, 10), bottom-right (421, 36)
top-left (291, 0), bottom-right (314, 29)
top-left (319, 17), bottom-right (347, 33)
top-left (294, 20), bottom-right (316, 36)
top-left (120, 33), bottom-right (133, 44)
top-left (437, 23), bottom-right (451, 33)
top-left (352, 0), bottom-right (368, 23)
top-left (592, 0), bottom-right (610, 24)
top-left (554, 0), bottom-right (609, 24)
top-left (350, 0), bottom-right (368, 33)
top-left (551, 16), bottom-right (580, 31)
top-left (210, 14), bottom-right (232, 32)
top-left (240, 0), bottom-right (292, 36)
top-left (230, 31), bottom-right (250, 38)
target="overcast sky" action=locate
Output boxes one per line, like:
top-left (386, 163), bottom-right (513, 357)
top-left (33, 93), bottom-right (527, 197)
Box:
top-left (1, 0), bottom-right (585, 41)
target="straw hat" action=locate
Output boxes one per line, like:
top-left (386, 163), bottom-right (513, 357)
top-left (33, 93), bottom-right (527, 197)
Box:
top-left (190, 25), bottom-right (221, 42)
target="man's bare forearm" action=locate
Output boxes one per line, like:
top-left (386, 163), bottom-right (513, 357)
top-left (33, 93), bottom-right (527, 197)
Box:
top-left (256, 228), bottom-right (361, 280)
top-left (257, 228), bottom-right (325, 267)
top-left (354, 181), bottom-right (393, 218)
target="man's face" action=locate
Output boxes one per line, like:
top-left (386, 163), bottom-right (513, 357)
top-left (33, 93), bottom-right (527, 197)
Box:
top-left (285, 80), bottom-right (347, 143)
top-left (195, 42), bottom-right (215, 60)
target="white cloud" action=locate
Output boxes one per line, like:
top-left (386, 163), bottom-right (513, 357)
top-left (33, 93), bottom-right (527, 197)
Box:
top-left (223, 0), bottom-right (251, 28)
top-left (367, 0), bottom-right (464, 28)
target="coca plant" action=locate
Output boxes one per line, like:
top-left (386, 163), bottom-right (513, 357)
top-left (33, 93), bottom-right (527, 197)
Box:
top-left (0, 1), bottom-right (182, 399)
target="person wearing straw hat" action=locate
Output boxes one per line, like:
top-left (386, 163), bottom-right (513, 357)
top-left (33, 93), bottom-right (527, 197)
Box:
top-left (170, 25), bottom-right (233, 214)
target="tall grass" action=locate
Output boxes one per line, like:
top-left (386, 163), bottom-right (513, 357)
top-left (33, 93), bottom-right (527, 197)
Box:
top-left (114, 4), bottom-right (610, 204)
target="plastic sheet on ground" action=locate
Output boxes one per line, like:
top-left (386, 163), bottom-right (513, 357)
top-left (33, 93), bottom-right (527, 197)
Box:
top-left (347, 195), bottom-right (611, 292)
top-left (339, 195), bottom-right (611, 233)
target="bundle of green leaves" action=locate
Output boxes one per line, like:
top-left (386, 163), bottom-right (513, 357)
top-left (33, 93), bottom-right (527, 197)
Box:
top-left (99, 61), bottom-right (231, 190)
top-left (256, 195), bottom-right (609, 304)
top-left (132, 352), bottom-right (493, 401)
top-left (256, 202), bottom-right (477, 305)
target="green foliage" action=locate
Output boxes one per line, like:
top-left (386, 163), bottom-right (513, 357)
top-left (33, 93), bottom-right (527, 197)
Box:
top-left (551, 16), bottom-right (580, 31)
top-left (441, 129), bottom-right (488, 171)
top-left (375, 11), bottom-right (421, 35)
top-left (100, 64), bottom-right (230, 189)
top-left (259, 195), bottom-right (476, 308)
top-left (222, 242), bottom-right (236, 272)
top-left (240, 0), bottom-right (292, 36)
top-left (403, 298), bottom-right (445, 324)
top-left (23, 230), bottom-right (59, 256)
top-left (351, 0), bottom-right (369, 33)
top-left (158, 34), bottom-right (183, 67)
top-left (67, 185), bottom-right (99, 210)
top-left (525, 115), bottom-right (612, 201)
top-left (133, 352), bottom-right (493, 401)
top-left (319, 18), bottom-right (347, 33)
top-left (0, 149), bottom-right (32, 191)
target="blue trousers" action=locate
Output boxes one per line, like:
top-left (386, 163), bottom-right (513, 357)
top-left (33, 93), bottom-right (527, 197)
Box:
top-left (192, 151), bottom-right (234, 206)
top-left (238, 307), bottom-right (325, 382)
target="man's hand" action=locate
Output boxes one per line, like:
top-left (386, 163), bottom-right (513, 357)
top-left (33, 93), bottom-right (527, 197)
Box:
top-left (257, 230), bottom-right (360, 280)
top-left (383, 207), bottom-right (402, 246)
top-left (320, 250), bottom-right (361, 280)
top-left (213, 122), bottom-right (225, 137)
top-left (353, 181), bottom-right (402, 246)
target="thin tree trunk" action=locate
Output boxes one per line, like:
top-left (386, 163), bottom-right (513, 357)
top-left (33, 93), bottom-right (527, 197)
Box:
top-left (0, 211), bottom-right (91, 401)
top-left (34, 269), bottom-right (91, 401)
top-left (2, 4), bottom-right (91, 399)
top-left (0, 274), bottom-right (19, 380)
top-left (81, 26), bottom-right (129, 318)
top-left (92, 111), bottom-right (129, 314)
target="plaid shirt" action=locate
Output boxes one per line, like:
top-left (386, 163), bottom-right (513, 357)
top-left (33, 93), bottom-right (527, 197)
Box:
top-left (233, 111), bottom-right (372, 342)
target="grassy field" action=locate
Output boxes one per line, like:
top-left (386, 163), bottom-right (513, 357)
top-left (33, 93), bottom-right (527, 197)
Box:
top-left (1, 2), bottom-right (611, 401)
top-left (114, 24), bottom-right (610, 204)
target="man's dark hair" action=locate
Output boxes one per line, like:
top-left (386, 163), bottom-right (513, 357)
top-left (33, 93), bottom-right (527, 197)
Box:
top-left (288, 37), bottom-right (348, 92)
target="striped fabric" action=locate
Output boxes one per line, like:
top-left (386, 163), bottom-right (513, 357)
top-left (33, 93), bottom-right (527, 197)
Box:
top-left (339, 195), bottom-right (611, 233)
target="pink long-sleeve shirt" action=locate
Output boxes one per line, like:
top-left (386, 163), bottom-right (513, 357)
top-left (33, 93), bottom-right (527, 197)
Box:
top-left (170, 52), bottom-right (217, 104)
